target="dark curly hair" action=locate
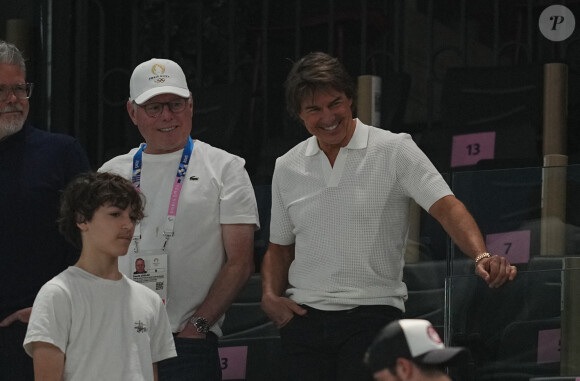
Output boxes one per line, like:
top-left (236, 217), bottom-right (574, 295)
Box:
top-left (58, 172), bottom-right (145, 249)
top-left (284, 51), bottom-right (356, 121)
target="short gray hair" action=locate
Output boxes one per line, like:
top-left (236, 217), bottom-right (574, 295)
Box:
top-left (0, 40), bottom-right (26, 74)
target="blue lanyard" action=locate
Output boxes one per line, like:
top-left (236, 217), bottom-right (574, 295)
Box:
top-left (131, 137), bottom-right (194, 251)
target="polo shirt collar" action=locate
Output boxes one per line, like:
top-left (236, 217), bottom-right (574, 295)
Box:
top-left (305, 118), bottom-right (368, 156)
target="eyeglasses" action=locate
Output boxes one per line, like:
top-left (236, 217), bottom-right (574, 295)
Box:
top-left (0, 83), bottom-right (34, 101)
top-left (138, 98), bottom-right (188, 118)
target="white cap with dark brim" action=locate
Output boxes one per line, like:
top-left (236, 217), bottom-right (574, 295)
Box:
top-left (365, 319), bottom-right (469, 373)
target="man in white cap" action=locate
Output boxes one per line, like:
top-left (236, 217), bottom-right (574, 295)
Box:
top-left (365, 319), bottom-right (470, 381)
top-left (99, 58), bottom-right (260, 380)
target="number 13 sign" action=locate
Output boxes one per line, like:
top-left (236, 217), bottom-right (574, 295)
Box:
top-left (451, 131), bottom-right (496, 168)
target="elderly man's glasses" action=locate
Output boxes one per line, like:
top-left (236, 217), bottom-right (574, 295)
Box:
top-left (0, 83), bottom-right (34, 101)
top-left (139, 98), bottom-right (188, 118)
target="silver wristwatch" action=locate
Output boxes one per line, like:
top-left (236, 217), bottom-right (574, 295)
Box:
top-left (189, 316), bottom-right (210, 333)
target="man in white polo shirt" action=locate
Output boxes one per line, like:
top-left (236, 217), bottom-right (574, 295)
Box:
top-left (260, 52), bottom-right (517, 381)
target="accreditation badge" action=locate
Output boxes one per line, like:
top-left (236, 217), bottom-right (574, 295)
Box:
top-left (130, 251), bottom-right (168, 303)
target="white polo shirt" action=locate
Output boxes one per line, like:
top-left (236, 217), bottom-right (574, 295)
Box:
top-left (269, 119), bottom-right (452, 311)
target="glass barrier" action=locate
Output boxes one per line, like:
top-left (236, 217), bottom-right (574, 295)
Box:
top-left (237, 165), bottom-right (580, 380)
top-left (437, 164), bottom-right (580, 380)
top-left (445, 265), bottom-right (580, 381)
top-left (448, 164), bottom-right (580, 270)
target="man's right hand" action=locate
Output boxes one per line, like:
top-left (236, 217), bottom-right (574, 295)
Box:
top-left (261, 293), bottom-right (307, 328)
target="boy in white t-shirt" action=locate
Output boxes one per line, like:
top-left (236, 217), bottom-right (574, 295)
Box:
top-left (24, 172), bottom-right (176, 380)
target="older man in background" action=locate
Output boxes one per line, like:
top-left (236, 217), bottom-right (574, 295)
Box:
top-left (0, 40), bottom-right (90, 381)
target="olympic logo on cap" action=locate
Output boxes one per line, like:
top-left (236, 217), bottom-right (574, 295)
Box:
top-left (151, 63), bottom-right (166, 75)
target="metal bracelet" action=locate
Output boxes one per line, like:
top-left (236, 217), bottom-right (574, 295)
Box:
top-left (475, 252), bottom-right (491, 264)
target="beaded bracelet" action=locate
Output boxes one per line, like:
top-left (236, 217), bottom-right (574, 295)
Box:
top-left (474, 252), bottom-right (491, 264)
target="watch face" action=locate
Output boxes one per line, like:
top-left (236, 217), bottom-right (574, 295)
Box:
top-left (193, 317), bottom-right (209, 333)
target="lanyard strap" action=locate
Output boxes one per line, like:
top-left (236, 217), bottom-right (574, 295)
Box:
top-left (131, 137), bottom-right (194, 251)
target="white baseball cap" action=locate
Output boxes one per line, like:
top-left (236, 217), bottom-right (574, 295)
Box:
top-left (365, 319), bottom-right (469, 373)
top-left (129, 58), bottom-right (190, 104)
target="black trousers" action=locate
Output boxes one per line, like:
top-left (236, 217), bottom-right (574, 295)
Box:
top-left (279, 305), bottom-right (402, 381)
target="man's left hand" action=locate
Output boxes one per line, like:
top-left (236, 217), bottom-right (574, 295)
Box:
top-left (475, 255), bottom-right (517, 288)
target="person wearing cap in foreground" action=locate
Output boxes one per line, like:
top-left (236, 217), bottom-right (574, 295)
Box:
top-left (365, 319), bottom-right (469, 381)
top-left (99, 58), bottom-right (259, 380)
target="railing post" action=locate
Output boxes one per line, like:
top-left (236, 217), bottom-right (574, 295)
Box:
top-left (541, 63), bottom-right (568, 257)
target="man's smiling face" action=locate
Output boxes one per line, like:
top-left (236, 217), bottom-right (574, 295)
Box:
top-left (127, 93), bottom-right (193, 154)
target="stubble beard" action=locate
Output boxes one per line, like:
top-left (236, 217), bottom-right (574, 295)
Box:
top-left (0, 118), bottom-right (24, 140)
top-left (0, 104), bottom-right (26, 140)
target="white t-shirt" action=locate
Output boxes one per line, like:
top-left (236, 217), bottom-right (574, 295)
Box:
top-left (269, 120), bottom-right (453, 311)
top-left (24, 266), bottom-right (176, 381)
top-left (99, 140), bottom-right (259, 333)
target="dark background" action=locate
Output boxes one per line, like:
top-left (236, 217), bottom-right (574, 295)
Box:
top-left (3, 0), bottom-right (580, 186)
top-left (3, 4), bottom-right (580, 379)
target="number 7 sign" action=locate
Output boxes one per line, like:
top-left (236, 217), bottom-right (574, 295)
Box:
top-left (485, 230), bottom-right (531, 264)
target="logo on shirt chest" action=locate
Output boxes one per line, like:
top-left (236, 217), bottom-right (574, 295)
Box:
top-left (134, 320), bottom-right (148, 333)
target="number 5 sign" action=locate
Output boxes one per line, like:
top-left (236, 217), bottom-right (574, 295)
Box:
top-left (451, 131), bottom-right (496, 168)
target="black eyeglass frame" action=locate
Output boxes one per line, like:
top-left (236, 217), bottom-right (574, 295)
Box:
top-left (0, 82), bottom-right (34, 101)
top-left (137, 97), bottom-right (189, 118)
